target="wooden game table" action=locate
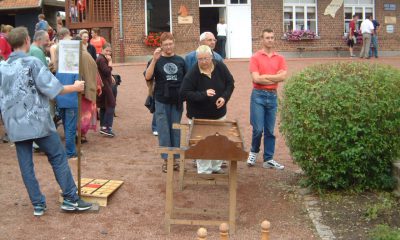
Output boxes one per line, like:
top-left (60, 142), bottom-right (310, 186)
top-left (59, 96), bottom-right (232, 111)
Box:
top-left (160, 119), bottom-right (248, 233)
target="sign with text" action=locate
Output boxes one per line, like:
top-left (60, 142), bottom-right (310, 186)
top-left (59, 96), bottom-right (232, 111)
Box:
top-left (178, 16), bottom-right (193, 24)
top-left (384, 4), bottom-right (396, 11)
top-left (385, 16), bottom-right (397, 24)
top-left (386, 25), bottom-right (394, 34)
top-left (58, 40), bottom-right (80, 74)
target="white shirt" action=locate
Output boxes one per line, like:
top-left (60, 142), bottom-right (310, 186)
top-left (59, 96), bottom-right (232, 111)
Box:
top-left (360, 19), bottom-right (374, 34)
top-left (217, 23), bottom-right (227, 36)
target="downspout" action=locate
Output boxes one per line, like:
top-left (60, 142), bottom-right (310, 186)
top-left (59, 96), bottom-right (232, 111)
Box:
top-left (118, 0), bottom-right (125, 63)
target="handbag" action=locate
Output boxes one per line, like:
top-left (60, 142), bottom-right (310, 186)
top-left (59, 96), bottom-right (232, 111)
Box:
top-left (144, 95), bottom-right (155, 113)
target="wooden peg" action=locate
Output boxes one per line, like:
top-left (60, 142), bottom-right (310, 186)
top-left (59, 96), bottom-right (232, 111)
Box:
top-left (219, 223), bottom-right (229, 240)
top-left (197, 227), bottom-right (207, 240)
top-left (261, 220), bottom-right (271, 240)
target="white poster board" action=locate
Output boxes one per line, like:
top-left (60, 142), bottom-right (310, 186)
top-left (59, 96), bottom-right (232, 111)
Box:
top-left (58, 40), bottom-right (80, 74)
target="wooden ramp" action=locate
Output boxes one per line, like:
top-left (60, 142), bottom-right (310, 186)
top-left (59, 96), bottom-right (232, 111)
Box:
top-left (59, 178), bottom-right (123, 207)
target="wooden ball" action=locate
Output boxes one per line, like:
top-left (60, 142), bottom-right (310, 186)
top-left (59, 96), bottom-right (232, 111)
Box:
top-left (219, 223), bottom-right (229, 233)
top-left (197, 227), bottom-right (207, 238)
top-left (261, 220), bottom-right (271, 230)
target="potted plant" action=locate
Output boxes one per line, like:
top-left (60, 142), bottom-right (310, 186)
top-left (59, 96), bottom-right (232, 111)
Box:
top-left (144, 32), bottom-right (162, 47)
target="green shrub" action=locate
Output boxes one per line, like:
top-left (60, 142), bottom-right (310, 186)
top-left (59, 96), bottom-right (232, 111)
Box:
top-left (280, 62), bottom-right (400, 191)
top-left (369, 224), bottom-right (400, 240)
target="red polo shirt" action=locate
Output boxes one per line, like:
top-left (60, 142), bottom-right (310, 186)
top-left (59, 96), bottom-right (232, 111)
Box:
top-left (249, 50), bottom-right (287, 90)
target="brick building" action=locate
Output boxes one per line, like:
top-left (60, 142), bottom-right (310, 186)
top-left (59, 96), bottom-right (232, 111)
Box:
top-left (66, 0), bottom-right (400, 61)
top-left (0, 0), bottom-right (65, 38)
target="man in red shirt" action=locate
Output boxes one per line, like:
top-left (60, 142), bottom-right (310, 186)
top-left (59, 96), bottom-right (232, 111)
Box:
top-left (247, 29), bottom-right (287, 170)
top-left (347, 14), bottom-right (359, 57)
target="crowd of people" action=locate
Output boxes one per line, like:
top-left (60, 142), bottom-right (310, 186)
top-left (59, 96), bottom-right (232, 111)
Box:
top-left (347, 14), bottom-right (380, 58)
top-left (0, 14), bottom-right (120, 216)
top-left (145, 29), bottom-right (287, 176)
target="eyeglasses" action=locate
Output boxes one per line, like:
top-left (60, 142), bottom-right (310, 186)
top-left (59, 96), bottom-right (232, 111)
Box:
top-left (198, 57), bottom-right (212, 62)
top-left (161, 43), bottom-right (174, 47)
top-left (206, 39), bottom-right (217, 42)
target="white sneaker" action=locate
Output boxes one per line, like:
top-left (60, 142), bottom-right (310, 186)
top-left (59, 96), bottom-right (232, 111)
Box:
top-left (247, 152), bottom-right (258, 166)
top-left (263, 159), bottom-right (284, 170)
top-left (152, 131), bottom-right (158, 136)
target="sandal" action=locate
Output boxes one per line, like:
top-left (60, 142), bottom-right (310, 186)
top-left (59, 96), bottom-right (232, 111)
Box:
top-left (81, 136), bottom-right (88, 144)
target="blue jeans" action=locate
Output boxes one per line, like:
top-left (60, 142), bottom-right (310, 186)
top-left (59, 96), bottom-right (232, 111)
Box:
top-left (14, 132), bottom-right (79, 206)
top-left (59, 108), bottom-right (78, 158)
top-left (250, 89), bottom-right (277, 161)
top-left (369, 35), bottom-right (378, 57)
top-left (151, 114), bottom-right (157, 132)
top-left (155, 100), bottom-right (182, 160)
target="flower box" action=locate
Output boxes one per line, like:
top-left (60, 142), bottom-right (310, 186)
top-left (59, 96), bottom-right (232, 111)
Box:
top-left (144, 32), bottom-right (162, 47)
top-left (283, 30), bottom-right (318, 41)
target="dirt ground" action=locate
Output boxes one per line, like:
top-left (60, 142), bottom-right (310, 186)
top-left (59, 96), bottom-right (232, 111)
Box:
top-left (0, 57), bottom-right (399, 240)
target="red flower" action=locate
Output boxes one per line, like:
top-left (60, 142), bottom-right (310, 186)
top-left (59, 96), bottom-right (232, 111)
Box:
top-left (144, 32), bottom-right (162, 47)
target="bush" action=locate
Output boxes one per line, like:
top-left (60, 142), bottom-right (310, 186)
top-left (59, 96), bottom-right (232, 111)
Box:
top-left (369, 225), bottom-right (400, 240)
top-left (280, 62), bottom-right (400, 191)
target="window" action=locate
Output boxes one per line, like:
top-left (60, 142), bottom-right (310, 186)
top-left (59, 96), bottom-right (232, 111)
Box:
top-left (283, 0), bottom-right (317, 33)
top-left (344, 0), bottom-right (374, 33)
top-left (199, 0), bottom-right (226, 6)
top-left (230, 0), bottom-right (248, 4)
top-left (145, 0), bottom-right (171, 34)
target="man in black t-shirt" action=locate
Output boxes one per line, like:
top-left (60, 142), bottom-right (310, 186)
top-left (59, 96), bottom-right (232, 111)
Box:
top-left (144, 33), bottom-right (186, 173)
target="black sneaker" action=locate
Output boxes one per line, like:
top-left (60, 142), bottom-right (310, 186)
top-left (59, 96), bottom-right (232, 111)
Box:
top-left (61, 198), bottom-right (92, 211)
top-left (100, 128), bottom-right (115, 137)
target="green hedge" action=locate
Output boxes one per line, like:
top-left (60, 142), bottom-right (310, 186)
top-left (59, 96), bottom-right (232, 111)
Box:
top-left (280, 62), bottom-right (400, 191)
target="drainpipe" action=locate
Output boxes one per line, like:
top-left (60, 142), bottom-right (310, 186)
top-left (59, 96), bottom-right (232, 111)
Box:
top-left (118, 0), bottom-right (125, 63)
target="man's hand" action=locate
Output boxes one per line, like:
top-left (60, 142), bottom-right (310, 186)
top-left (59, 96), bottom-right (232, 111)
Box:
top-left (153, 48), bottom-right (162, 61)
top-left (216, 97), bottom-right (225, 109)
top-left (206, 89), bottom-right (216, 97)
top-left (74, 80), bottom-right (85, 92)
top-left (111, 75), bottom-right (116, 85)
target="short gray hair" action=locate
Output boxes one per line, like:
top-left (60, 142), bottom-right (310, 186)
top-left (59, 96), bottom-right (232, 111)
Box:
top-left (199, 32), bottom-right (213, 42)
top-left (196, 45), bottom-right (212, 56)
top-left (33, 30), bottom-right (48, 41)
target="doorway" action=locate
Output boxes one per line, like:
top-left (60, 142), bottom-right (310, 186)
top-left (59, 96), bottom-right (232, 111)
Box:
top-left (199, 7), bottom-right (220, 38)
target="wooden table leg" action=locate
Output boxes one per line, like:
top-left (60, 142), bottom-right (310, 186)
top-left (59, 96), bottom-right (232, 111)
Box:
top-left (179, 156), bottom-right (185, 191)
top-left (229, 161), bottom-right (237, 233)
top-left (165, 151), bottom-right (175, 233)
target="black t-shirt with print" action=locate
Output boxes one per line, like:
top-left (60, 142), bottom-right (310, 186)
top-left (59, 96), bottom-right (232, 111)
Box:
top-left (147, 55), bottom-right (186, 105)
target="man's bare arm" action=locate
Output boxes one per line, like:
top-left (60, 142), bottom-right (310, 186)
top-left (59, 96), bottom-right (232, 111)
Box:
top-left (251, 70), bottom-right (287, 85)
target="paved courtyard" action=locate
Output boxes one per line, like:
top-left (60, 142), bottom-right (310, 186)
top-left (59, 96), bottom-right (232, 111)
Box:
top-left (0, 57), bottom-right (399, 239)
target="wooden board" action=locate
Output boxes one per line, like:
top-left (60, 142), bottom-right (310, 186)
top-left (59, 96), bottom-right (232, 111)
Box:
top-left (59, 178), bottom-right (123, 207)
top-left (189, 119), bottom-right (243, 148)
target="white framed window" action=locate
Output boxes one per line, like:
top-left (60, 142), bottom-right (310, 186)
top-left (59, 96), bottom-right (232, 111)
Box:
top-left (229, 0), bottom-right (249, 4)
top-left (145, 0), bottom-right (172, 34)
top-left (199, 0), bottom-right (226, 7)
top-left (344, 0), bottom-right (374, 33)
top-left (283, 0), bottom-right (317, 33)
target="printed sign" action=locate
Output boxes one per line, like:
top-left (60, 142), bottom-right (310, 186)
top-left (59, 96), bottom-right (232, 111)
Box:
top-left (384, 4), bottom-right (396, 11)
top-left (178, 16), bottom-right (193, 24)
top-left (386, 25), bottom-right (394, 34)
top-left (58, 40), bottom-right (80, 74)
top-left (385, 16), bottom-right (397, 24)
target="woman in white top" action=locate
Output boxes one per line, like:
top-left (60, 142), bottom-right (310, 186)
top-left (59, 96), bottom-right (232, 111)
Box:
top-left (216, 19), bottom-right (227, 59)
